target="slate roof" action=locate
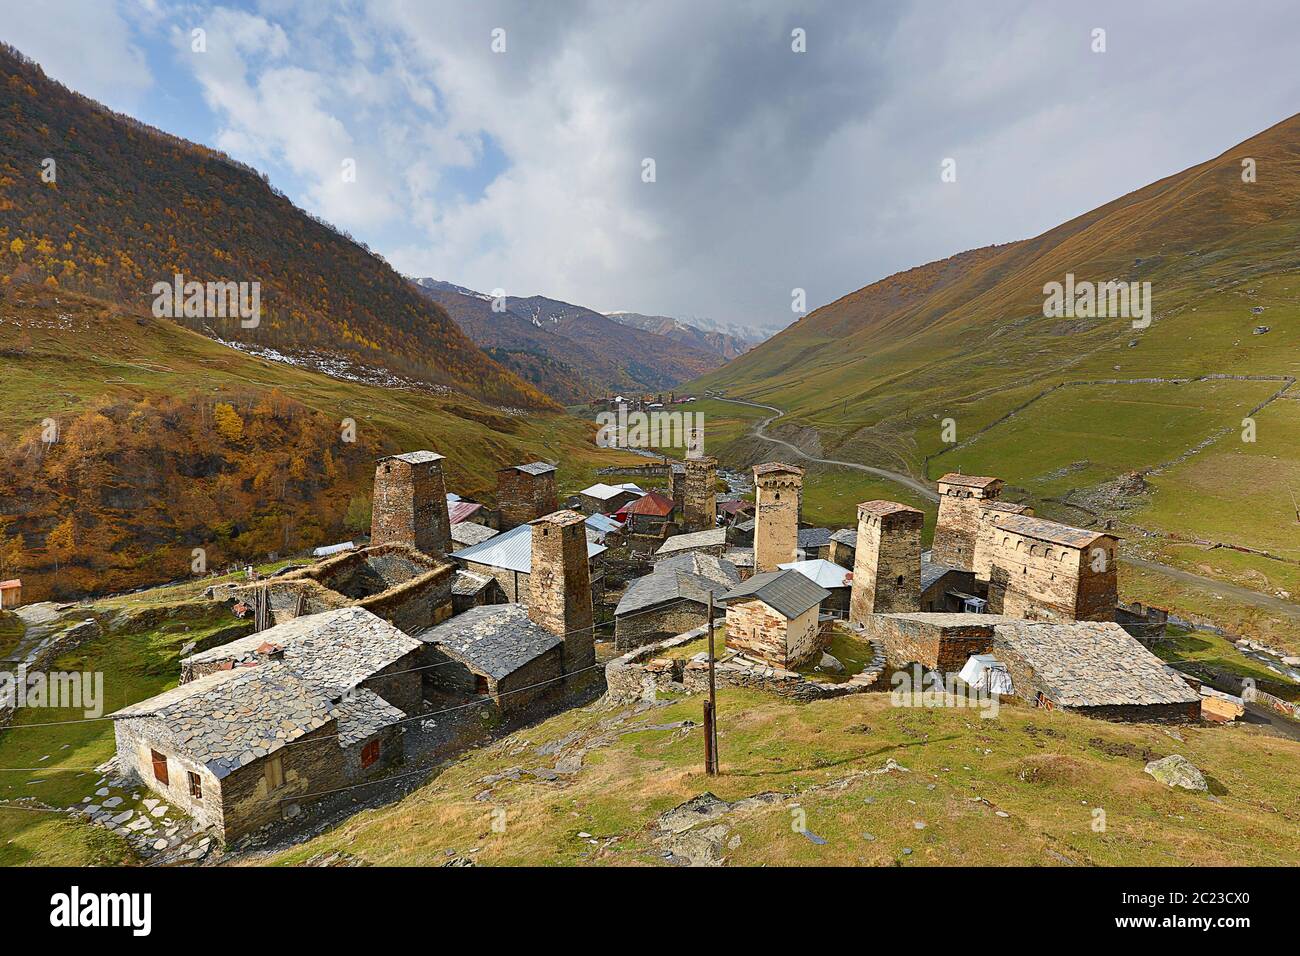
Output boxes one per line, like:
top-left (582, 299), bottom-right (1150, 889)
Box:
top-left (992, 621), bottom-right (1202, 708)
top-left (654, 552), bottom-right (741, 587)
top-left (859, 500), bottom-right (922, 517)
top-left (722, 547), bottom-right (755, 568)
top-left (829, 528), bottom-right (857, 547)
top-left (615, 567), bottom-right (734, 617)
top-left (450, 522), bottom-right (499, 548)
top-left (938, 473), bottom-right (1001, 489)
top-left (181, 607), bottom-right (422, 699)
top-left (335, 687), bottom-right (406, 747)
top-left (993, 513), bottom-right (1110, 549)
top-left (447, 501), bottom-right (485, 524)
top-left (504, 461), bottom-right (556, 476)
top-left (735, 518), bottom-right (756, 533)
top-left (382, 450), bottom-right (444, 465)
top-left (452, 569), bottom-right (494, 597)
top-left (719, 569), bottom-right (831, 619)
top-left (451, 523), bottom-right (606, 574)
top-left (112, 663), bottom-right (337, 779)
top-left (797, 527), bottom-right (832, 550)
top-left (418, 604), bottom-right (562, 680)
top-left (752, 462), bottom-right (804, 477)
top-left (655, 527), bottom-right (727, 556)
top-left (778, 559), bottom-right (852, 589)
top-left (920, 558), bottom-right (959, 593)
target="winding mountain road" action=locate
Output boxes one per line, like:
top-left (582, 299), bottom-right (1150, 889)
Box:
top-left (711, 394), bottom-right (940, 502)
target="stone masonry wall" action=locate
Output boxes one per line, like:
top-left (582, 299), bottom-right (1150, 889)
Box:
top-left (371, 455), bottom-right (450, 556)
top-left (497, 468), bottom-right (558, 531)
top-left (862, 614), bottom-right (997, 673)
top-left (725, 598), bottom-right (822, 669)
top-left (683, 457), bottom-right (718, 533)
top-left (982, 527), bottom-right (1116, 622)
top-left (850, 503), bottom-right (922, 622)
top-left (615, 601), bottom-right (708, 652)
top-left (529, 513), bottom-right (595, 672)
top-left (753, 471), bottom-right (801, 572)
top-left (932, 483), bottom-right (998, 570)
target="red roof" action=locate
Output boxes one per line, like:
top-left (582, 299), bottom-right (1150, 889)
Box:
top-left (0, 579), bottom-right (20, 590)
top-left (618, 491), bottom-right (675, 518)
top-left (717, 500), bottom-right (754, 516)
top-left (448, 501), bottom-right (485, 525)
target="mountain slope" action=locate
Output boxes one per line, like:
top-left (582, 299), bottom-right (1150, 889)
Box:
top-left (603, 310), bottom-right (756, 360)
top-left (693, 114), bottom-right (1300, 645)
top-left (0, 43), bottom-right (552, 410)
top-left (414, 279), bottom-right (726, 401)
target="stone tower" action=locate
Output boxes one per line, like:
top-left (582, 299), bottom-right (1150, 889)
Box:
top-left (931, 474), bottom-right (1004, 571)
top-left (682, 456), bottom-right (718, 532)
top-left (371, 451), bottom-right (450, 557)
top-left (850, 500), bottom-right (923, 622)
top-left (496, 462), bottom-right (558, 530)
top-left (528, 510), bottom-right (595, 672)
top-left (752, 462), bottom-right (803, 572)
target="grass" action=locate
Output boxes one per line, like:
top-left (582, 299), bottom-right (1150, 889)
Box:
top-left (1149, 625), bottom-right (1300, 701)
top-left (0, 596), bottom-right (242, 866)
top-left (0, 612), bottom-right (23, 661)
top-left (263, 684), bottom-right (1300, 867)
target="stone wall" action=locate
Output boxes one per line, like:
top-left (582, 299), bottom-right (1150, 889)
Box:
top-left (683, 457), bottom-right (717, 533)
top-left (981, 526), bottom-right (1116, 622)
top-left (497, 467), bottom-right (558, 531)
top-left (371, 453), bottom-right (450, 557)
top-left (725, 598), bottom-right (822, 669)
top-left (932, 479), bottom-right (1002, 570)
top-left (604, 627), bottom-right (886, 704)
top-left (114, 718), bottom-right (228, 833)
top-left (862, 613), bottom-right (999, 673)
top-left (614, 601), bottom-right (708, 652)
top-left (850, 502), bottom-right (922, 622)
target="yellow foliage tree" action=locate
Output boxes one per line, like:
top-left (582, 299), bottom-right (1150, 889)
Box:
top-left (213, 402), bottom-right (244, 442)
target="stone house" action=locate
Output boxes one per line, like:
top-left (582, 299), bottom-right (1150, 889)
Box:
top-left (576, 482), bottom-right (643, 515)
top-left (978, 513), bottom-right (1117, 622)
top-left (989, 620), bottom-right (1202, 721)
top-left (720, 568), bottom-right (830, 670)
top-left (827, 529), bottom-right (856, 570)
top-left (449, 521), bottom-right (606, 604)
top-left (796, 527), bottom-right (833, 561)
top-left (614, 553), bottom-right (740, 651)
top-left (450, 522), bottom-right (498, 549)
top-left (451, 569), bottom-right (506, 613)
top-left (113, 607), bottom-right (422, 842)
top-left (864, 611), bottom-right (1012, 673)
top-left (616, 490), bottom-right (675, 534)
top-left (654, 527), bottom-right (727, 561)
top-left (919, 560), bottom-right (977, 613)
top-left (850, 500), bottom-right (923, 622)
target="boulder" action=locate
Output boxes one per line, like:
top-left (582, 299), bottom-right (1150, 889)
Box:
top-left (1144, 754), bottom-right (1207, 792)
top-left (818, 652), bottom-right (844, 674)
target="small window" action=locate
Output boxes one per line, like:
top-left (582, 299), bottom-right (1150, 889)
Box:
top-left (188, 771), bottom-right (202, 801)
top-left (361, 739), bottom-right (381, 769)
top-left (265, 754), bottom-right (285, 791)
top-left (474, 674), bottom-right (490, 696)
top-left (895, 575), bottom-right (904, 586)
top-left (150, 749), bottom-right (169, 785)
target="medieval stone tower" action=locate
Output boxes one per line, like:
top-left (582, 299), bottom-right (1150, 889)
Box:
top-left (850, 500), bottom-right (923, 622)
top-left (931, 474), bottom-right (1004, 571)
top-left (528, 510), bottom-right (595, 672)
top-left (496, 462), bottom-right (558, 530)
top-left (753, 462), bottom-right (803, 572)
top-left (371, 451), bottom-right (450, 557)
top-left (682, 456), bottom-right (718, 532)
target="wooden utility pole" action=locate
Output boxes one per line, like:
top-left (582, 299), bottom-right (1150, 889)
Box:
top-left (704, 592), bottom-right (719, 775)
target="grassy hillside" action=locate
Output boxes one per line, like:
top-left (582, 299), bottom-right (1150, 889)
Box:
top-left (264, 684), bottom-right (1300, 867)
top-left (0, 43), bottom-right (551, 410)
top-left (692, 114), bottom-right (1300, 641)
top-left (0, 283), bottom-right (638, 601)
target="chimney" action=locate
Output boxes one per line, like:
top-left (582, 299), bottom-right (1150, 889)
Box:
top-left (370, 451), bottom-right (450, 556)
top-left (850, 500), bottom-right (923, 622)
top-left (528, 510), bottom-right (595, 672)
top-left (752, 462), bottom-right (804, 572)
top-left (682, 456), bottom-right (717, 532)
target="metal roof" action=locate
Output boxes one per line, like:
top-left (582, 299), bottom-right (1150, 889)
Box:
top-left (720, 569), bottom-right (831, 619)
top-left (448, 501), bottom-right (485, 524)
top-left (777, 559), bottom-right (852, 589)
top-left (451, 523), bottom-right (606, 574)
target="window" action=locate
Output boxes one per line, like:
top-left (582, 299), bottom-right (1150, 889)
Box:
top-left (895, 575), bottom-right (904, 586)
top-left (264, 754), bottom-right (285, 791)
top-left (474, 674), bottom-right (490, 696)
top-left (361, 739), bottom-right (381, 769)
top-left (188, 771), bottom-right (202, 801)
top-left (150, 749), bottom-right (169, 785)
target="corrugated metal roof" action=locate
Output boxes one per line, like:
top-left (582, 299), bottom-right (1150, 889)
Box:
top-left (451, 523), bottom-right (606, 574)
top-left (448, 501), bottom-right (485, 524)
top-left (720, 569), bottom-right (830, 619)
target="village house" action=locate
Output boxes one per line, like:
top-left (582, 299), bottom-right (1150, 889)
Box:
top-left (112, 607), bottom-right (421, 842)
top-left (920, 559), bottom-right (977, 613)
top-left (654, 526), bottom-right (728, 561)
top-left (616, 490), bottom-right (676, 534)
top-left (576, 482), bottom-right (644, 515)
top-left (614, 552), bottom-right (740, 651)
top-left (0, 578), bottom-right (21, 610)
top-left (717, 498), bottom-right (755, 526)
top-left (720, 568), bottom-right (830, 670)
top-left (451, 569), bottom-right (506, 613)
top-left (450, 522), bottom-right (498, 549)
top-left (447, 499), bottom-right (489, 527)
top-left (828, 529), bottom-right (856, 569)
top-left (796, 527), bottom-right (833, 561)
top-left (449, 521), bottom-right (607, 604)
top-left (979, 513), bottom-right (1117, 622)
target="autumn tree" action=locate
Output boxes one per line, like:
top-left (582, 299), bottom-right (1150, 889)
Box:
top-left (213, 402), bottom-right (244, 442)
top-left (46, 516), bottom-right (75, 572)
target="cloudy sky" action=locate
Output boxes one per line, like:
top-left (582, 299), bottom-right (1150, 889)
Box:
top-left (5, 0), bottom-right (1299, 330)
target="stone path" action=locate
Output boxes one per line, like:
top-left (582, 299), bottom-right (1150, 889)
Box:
top-left (73, 760), bottom-right (217, 864)
top-left (8, 603), bottom-right (63, 665)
